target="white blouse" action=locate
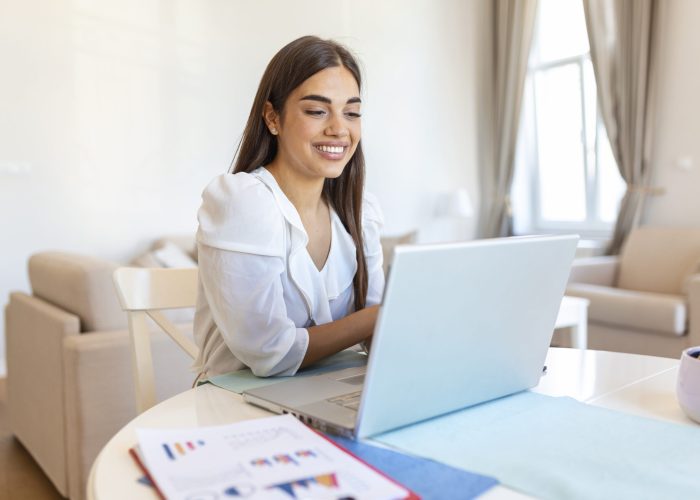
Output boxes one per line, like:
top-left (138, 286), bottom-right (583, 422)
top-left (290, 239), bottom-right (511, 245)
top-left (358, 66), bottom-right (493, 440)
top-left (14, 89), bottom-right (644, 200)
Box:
top-left (192, 167), bottom-right (385, 378)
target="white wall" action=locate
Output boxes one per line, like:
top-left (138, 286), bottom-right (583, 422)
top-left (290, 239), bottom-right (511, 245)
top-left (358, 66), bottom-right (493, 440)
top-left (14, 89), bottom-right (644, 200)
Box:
top-left (644, 0), bottom-right (700, 226)
top-left (0, 0), bottom-right (485, 372)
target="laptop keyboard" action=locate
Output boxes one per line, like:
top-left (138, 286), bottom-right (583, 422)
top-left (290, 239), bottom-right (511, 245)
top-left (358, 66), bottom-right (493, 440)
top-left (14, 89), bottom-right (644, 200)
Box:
top-left (328, 391), bottom-right (362, 410)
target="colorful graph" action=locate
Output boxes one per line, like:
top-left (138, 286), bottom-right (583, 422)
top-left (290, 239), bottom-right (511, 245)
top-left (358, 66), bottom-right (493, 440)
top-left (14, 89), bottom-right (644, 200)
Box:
top-left (267, 473), bottom-right (339, 499)
top-left (250, 449), bottom-right (318, 468)
top-left (294, 450), bottom-right (316, 458)
top-left (273, 454), bottom-right (298, 465)
top-left (223, 484), bottom-right (255, 497)
top-left (250, 458), bottom-right (272, 467)
top-left (162, 439), bottom-right (206, 461)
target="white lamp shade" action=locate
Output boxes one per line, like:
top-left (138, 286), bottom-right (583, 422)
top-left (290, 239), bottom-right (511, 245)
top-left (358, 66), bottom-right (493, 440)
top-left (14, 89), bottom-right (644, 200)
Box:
top-left (436, 188), bottom-right (474, 218)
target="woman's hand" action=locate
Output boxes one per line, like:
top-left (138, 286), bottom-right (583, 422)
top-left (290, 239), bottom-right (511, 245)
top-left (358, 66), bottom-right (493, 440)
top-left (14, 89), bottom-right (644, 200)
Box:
top-left (300, 305), bottom-right (379, 369)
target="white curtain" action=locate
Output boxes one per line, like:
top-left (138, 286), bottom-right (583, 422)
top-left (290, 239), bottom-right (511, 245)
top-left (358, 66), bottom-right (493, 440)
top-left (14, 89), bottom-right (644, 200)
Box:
top-left (479, 0), bottom-right (537, 238)
top-left (583, 0), bottom-right (663, 254)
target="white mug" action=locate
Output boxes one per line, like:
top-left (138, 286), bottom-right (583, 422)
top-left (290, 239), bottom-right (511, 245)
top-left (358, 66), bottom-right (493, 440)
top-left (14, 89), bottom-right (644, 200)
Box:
top-left (677, 346), bottom-right (700, 424)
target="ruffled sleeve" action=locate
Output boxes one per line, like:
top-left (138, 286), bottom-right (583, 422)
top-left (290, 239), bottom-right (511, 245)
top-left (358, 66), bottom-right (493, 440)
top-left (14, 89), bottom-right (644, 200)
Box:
top-left (362, 191), bottom-right (386, 306)
top-left (195, 172), bottom-right (306, 377)
top-left (196, 246), bottom-right (308, 377)
top-left (197, 173), bottom-right (286, 258)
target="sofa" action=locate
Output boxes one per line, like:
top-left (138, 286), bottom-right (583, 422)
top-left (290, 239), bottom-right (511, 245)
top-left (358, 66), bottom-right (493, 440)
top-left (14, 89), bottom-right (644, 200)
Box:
top-left (564, 226), bottom-right (700, 358)
top-left (4, 237), bottom-right (198, 499)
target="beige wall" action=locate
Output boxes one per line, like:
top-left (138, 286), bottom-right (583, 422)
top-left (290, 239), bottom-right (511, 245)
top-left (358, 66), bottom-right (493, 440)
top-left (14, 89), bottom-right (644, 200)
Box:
top-left (0, 0), bottom-right (486, 372)
top-left (644, 0), bottom-right (700, 227)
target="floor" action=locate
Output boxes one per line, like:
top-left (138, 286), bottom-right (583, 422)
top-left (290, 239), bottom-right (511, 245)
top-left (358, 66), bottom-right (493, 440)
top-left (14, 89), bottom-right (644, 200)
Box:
top-left (0, 378), bottom-right (63, 500)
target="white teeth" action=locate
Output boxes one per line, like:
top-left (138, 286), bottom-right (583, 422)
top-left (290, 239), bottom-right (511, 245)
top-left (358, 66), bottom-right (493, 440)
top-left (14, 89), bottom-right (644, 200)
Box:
top-left (316, 145), bottom-right (345, 154)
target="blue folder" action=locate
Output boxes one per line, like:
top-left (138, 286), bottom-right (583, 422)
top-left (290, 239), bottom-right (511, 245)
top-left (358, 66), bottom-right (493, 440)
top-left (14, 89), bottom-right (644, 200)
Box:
top-left (327, 434), bottom-right (499, 499)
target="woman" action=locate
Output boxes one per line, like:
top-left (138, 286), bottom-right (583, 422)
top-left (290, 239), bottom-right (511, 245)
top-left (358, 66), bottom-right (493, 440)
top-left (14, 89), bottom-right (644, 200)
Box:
top-left (193, 36), bottom-right (385, 378)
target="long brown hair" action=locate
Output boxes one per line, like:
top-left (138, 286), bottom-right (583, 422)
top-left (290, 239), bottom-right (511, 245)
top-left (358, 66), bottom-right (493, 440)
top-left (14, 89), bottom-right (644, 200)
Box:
top-left (232, 36), bottom-right (368, 311)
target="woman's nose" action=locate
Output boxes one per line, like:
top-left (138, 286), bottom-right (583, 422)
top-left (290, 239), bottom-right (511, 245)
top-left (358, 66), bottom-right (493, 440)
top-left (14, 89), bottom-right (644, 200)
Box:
top-left (325, 115), bottom-right (349, 137)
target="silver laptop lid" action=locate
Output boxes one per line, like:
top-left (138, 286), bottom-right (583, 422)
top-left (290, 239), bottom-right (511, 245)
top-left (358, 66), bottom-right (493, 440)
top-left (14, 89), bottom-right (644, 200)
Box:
top-left (356, 235), bottom-right (578, 438)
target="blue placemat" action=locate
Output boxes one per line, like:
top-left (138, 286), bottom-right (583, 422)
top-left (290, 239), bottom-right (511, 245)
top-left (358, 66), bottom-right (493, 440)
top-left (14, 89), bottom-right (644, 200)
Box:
top-left (328, 434), bottom-right (498, 499)
top-left (374, 392), bottom-right (700, 500)
top-left (207, 349), bottom-right (367, 393)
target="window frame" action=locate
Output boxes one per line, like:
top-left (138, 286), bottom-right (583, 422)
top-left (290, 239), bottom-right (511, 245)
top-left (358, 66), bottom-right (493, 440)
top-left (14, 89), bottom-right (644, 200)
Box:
top-left (515, 20), bottom-right (622, 239)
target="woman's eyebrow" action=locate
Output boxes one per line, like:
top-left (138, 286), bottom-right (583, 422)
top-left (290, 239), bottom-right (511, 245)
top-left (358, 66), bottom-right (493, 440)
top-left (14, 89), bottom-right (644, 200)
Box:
top-left (300, 94), bottom-right (362, 104)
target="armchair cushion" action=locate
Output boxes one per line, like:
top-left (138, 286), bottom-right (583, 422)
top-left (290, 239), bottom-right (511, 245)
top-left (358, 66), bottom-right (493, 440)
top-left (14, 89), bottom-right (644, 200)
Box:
top-left (153, 235), bottom-right (198, 261)
top-left (28, 252), bottom-right (126, 332)
top-left (568, 256), bottom-right (619, 287)
top-left (130, 236), bottom-right (198, 268)
top-left (566, 283), bottom-right (687, 336)
top-left (152, 241), bottom-right (197, 268)
top-left (617, 227), bottom-right (700, 295)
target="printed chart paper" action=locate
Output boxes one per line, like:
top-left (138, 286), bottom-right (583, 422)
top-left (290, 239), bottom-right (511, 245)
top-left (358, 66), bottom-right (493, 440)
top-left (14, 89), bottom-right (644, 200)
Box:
top-left (136, 414), bottom-right (413, 500)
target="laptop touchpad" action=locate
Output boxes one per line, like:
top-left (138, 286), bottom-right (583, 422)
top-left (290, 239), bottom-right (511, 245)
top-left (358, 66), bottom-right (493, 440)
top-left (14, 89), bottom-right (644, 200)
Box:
top-left (337, 374), bottom-right (365, 385)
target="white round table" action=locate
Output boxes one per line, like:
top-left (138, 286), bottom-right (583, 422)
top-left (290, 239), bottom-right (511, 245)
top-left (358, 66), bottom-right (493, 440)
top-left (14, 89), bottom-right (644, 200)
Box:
top-left (88, 348), bottom-right (693, 500)
top-left (555, 296), bottom-right (589, 349)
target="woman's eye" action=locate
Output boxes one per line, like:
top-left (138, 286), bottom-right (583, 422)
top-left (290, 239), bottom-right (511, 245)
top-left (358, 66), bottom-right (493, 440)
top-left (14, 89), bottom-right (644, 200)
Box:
top-left (345, 112), bottom-right (362, 119)
top-left (305, 110), bottom-right (326, 116)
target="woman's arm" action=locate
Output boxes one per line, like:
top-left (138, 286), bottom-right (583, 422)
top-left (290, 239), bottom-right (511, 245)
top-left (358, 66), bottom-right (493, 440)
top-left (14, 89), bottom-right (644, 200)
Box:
top-left (300, 305), bottom-right (378, 368)
top-left (198, 246), bottom-right (309, 377)
top-left (199, 244), bottom-right (378, 376)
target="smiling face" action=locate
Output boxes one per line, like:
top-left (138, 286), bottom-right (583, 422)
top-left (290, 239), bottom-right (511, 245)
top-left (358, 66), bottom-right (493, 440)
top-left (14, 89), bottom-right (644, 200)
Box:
top-left (263, 65), bottom-right (361, 183)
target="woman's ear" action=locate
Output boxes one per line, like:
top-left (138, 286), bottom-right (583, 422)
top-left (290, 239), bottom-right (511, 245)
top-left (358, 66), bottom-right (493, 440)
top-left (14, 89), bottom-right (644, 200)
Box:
top-left (263, 101), bottom-right (280, 135)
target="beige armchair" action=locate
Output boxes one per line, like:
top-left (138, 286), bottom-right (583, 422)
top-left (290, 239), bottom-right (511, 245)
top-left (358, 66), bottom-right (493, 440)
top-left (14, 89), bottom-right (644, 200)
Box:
top-left (5, 248), bottom-right (195, 499)
top-left (565, 227), bottom-right (700, 358)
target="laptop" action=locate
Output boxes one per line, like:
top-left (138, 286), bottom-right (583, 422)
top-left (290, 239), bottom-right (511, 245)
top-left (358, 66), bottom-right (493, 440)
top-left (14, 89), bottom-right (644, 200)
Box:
top-left (243, 235), bottom-right (579, 439)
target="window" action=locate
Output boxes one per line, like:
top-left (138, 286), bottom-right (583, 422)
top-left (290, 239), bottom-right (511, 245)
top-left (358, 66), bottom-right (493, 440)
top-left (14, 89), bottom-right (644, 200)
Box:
top-left (511, 0), bottom-right (626, 237)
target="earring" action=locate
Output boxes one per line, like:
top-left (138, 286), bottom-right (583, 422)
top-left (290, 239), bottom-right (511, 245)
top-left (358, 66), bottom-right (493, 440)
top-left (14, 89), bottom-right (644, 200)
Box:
top-left (270, 128), bottom-right (278, 135)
